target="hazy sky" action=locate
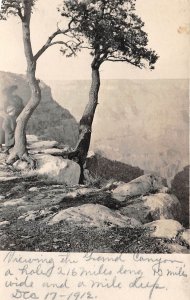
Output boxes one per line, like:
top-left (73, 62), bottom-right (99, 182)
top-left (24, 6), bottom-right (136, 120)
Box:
top-left (0, 0), bottom-right (189, 80)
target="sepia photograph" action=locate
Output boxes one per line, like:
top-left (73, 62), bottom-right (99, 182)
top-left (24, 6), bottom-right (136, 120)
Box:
top-left (0, 0), bottom-right (189, 256)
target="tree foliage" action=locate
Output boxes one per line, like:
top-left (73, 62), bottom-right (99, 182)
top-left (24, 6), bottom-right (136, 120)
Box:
top-left (0, 0), bottom-right (37, 20)
top-left (61, 0), bottom-right (158, 69)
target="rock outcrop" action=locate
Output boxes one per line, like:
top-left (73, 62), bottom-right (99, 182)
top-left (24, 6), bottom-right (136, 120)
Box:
top-left (0, 159), bottom-right (189, 253)
top-left (0, 71), bottom-right (79, 147)
top-left (35, 154), bottom-right (80, 186)
top-left (0, 133), bottom-right (189, 253)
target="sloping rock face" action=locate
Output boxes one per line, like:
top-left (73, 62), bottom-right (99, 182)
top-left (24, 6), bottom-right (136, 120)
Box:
top-left (120, 193), bottom-right (181, 224)
top-left (112, 174), bottom-right (168, 201)
top-left (0, 71), bottom-right (79, 147)
top-left (48, 204), bottom-right (141, 227)
top-left (171, 166), bottom-right (189, 228)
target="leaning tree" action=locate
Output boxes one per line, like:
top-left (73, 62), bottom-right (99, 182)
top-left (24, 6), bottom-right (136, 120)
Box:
top-left (61, 0), bottom-right (159, 178)
top-left (0, 0), bottom-right (81, 166)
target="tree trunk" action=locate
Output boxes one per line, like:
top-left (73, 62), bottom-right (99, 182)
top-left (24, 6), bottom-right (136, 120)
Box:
top-left (7, 6), bottom-right (41, 166)
top-left (69, 66), bottom-right (100, 181)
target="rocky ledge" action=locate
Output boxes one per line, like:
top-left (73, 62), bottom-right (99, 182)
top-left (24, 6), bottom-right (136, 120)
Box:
top-left (0, 136), bottom-right (189, 253)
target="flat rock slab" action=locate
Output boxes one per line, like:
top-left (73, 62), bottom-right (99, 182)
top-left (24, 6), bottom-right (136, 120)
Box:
top-left (0, 176), bottom-right (20, 182)
top-left (28, 140), bottom-right (59, 149)
top-left (48, 203), bottom-right (141, 228)
top-left (29, 148), bottom-right (64, 155)
top-left (66, 187), bottom-right (100, 198)
top-left (2, 198), bottom-right (26, 207)
top-left (144, 219), bottom-right (183, 239)
top-left (26, 135), bottom-right (39, 143)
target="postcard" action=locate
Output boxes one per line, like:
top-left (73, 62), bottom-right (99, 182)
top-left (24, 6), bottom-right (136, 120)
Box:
top-left (0, 1), bottom-right (189, 299)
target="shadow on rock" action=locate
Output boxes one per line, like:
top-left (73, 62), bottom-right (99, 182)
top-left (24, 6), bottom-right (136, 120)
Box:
top-left (86, 153), bottom-right (144, 183)
top-left (171, 165), bottom-right (189, 228)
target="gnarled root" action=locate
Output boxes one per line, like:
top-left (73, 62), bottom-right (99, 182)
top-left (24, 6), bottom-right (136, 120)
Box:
top-left (6, 150), bottom-right (37, 170)
top-left (22, 152), bottom-right (37, 169)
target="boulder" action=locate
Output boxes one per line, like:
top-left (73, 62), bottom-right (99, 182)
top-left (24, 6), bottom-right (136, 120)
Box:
top-left (120, 193), bottom-right (181, 224)
top-left (48, 204), bottom-right (141, 227)
top-left (112, 174), bottom-right (168, 202)
top-left (144, 219), bottom-right (183, 239)
top-left (181, 229), bottom-right (190, 246)
top-left (35, 154), bottom-right (80, 186)
top-left (13, 154), bottom-right (80, 186)
top-left (13, 160), bottom-right (29, 171)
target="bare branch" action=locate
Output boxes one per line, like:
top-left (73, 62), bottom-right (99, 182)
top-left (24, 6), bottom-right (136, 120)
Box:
top-left (81, 46), bottom-right (94, 50)
top-left (33, 28), bottom-right (70, 61)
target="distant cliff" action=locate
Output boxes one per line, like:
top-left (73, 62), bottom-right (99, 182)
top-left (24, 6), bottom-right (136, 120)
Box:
top-left (0, 71), bottom-right (79, 147)
top-left (0, 73), bottom-right (188, 185)
top-left (48, 78), bottom-right (189, 184)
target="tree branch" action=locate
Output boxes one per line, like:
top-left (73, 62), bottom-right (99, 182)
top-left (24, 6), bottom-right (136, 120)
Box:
top-left (106, 56), bottom-right (143, 68)
top-left (17, 6), bottom-right (24, 20)
top-left (50, 40), bottom-right (79, 57)
top-left (81, 46), bottom-right (94, 50)
top-left (33, 28), bottom-right (71, 61)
